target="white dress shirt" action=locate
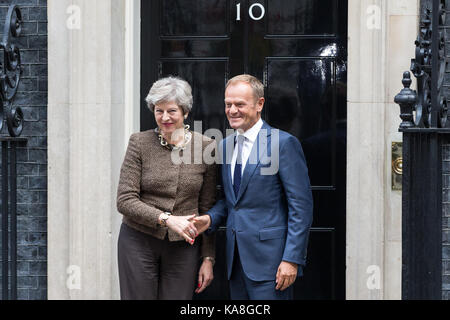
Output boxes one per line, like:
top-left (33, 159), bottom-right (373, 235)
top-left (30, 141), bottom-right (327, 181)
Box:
top-left (231, 118), bottom-right (264, 184)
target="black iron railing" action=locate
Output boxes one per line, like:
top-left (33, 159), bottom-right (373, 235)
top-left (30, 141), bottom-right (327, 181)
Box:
top-left (0, 5), bottom-right (27, 301)
top-left (1, 5), bottom-right (24, 137)
top-left (396, 0), bottom-right (447, 130)
top-left (395, 0), bottom-right (447, 300)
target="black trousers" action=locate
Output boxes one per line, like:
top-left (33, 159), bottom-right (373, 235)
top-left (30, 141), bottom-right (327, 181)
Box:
top-left (118, 223), bottom-right (200, 300)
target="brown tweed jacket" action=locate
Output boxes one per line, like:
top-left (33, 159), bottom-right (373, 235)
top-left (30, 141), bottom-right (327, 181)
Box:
top-left (116, 129), bottom-right (217, 258)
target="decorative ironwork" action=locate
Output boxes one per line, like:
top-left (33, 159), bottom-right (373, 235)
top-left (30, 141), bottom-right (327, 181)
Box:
top-left (0, 5), bottom-right (27, 301)
top-left (395, 0), bottom-right (448, 300)
top-left (396, 0), bottom-right (448, 129)
top-left (1, 136), bottom-right (28, 301)
top-left (0, 5), bottom-right (23, 137)
top-left (394, 72), bottom-right (417, 129)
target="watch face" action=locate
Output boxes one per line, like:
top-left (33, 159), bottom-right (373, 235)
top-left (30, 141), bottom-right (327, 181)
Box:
top-left (160, 214), bottom-right (169, 226)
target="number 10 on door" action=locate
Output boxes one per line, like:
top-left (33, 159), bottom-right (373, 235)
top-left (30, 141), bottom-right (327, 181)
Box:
top-left (236, 3), bottom-right (266, 21)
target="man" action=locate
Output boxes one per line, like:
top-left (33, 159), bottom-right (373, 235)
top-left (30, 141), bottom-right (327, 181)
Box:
top-left (195, 74), bottom-right (313, 300)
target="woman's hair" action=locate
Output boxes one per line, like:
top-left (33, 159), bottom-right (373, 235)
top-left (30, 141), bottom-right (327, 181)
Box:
top-left (145, 76), bottom-right (193, 114)
top-left (226, 74), bottom-right (265, 101)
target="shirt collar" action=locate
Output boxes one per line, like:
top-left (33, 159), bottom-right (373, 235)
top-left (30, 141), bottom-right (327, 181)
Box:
top-left (236, 118), bottom-right (263, 143)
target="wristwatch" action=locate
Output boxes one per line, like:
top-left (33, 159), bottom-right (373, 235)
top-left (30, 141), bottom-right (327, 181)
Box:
top-left (159, 212), bottom-right (172, 227)
top-left (203, 257), bottom-right (216, 266)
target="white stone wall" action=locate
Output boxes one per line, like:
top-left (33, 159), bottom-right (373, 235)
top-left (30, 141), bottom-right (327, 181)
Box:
top-left (347, 0), bottom-right (419, 300)
top-left (48, 0), bottom-right (138, 300)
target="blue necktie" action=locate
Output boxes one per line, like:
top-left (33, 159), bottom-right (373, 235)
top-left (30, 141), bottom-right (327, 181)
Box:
top-left (233, 135), bottom-right (245, 197)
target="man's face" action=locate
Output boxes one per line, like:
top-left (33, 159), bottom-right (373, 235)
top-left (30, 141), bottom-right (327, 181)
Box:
top-left (224, 82), bottom-right (264, 132)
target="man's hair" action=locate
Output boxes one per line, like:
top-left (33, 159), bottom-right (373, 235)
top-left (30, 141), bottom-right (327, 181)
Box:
top-left (226, 74), bottom-right (265, 101)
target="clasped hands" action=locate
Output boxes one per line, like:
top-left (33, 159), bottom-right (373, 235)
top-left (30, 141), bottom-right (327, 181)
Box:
top-left (162, 214), bottom-right (211, 245)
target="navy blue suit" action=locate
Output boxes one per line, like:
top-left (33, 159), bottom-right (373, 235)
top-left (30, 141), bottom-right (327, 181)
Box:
top-left (207, 121), bottom-right (313, 299)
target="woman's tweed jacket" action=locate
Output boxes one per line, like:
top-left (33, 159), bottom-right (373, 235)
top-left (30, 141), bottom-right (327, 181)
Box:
top-left (117, 129), bottom-right (217, 258)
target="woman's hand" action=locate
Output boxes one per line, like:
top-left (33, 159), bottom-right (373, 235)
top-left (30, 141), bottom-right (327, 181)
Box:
top-left (165, 214), bottom-right (198, 244)
top-left (195, 258), bottom-right (214, 294)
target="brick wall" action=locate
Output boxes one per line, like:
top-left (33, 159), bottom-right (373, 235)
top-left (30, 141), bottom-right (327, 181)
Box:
top-left (0, 0), bottom-right (47, 300)
top-left (442, 0), bottom-right (450, 301)
top-left (443, 144), bottom-right (450, 299)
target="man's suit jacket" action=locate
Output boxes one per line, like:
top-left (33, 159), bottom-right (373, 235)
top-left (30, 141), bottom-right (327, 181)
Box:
top-left (207, 121), bottom-right (313, 281)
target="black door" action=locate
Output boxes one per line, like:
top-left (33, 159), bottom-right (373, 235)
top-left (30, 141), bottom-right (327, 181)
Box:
top-left (141, 0), bottom-right (347, 300)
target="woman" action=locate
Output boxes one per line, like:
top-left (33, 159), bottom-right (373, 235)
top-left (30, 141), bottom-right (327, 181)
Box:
top-left (116, 76), bottom-right (216, 300)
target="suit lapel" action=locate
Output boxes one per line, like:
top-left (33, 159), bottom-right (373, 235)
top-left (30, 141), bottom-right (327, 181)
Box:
top-left (222, 135), bottom-right (236, 203)
top-left (235, 122), bottom-right (272, 203)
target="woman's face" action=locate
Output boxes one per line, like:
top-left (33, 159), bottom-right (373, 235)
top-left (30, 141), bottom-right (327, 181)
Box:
top-left (154, 101), bottom-right (186, 137)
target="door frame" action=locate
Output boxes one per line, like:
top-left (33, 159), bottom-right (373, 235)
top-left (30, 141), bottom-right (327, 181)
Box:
top-left (128, 0), bottom-right (353, 299)
top-left (125, 0), bottom-right (141, 139)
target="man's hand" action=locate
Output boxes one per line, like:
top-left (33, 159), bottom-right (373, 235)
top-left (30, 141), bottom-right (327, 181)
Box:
top-left (193, 215), bottom-right (212, 234)
top-left (275, 261), bottom-right (298, 291)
